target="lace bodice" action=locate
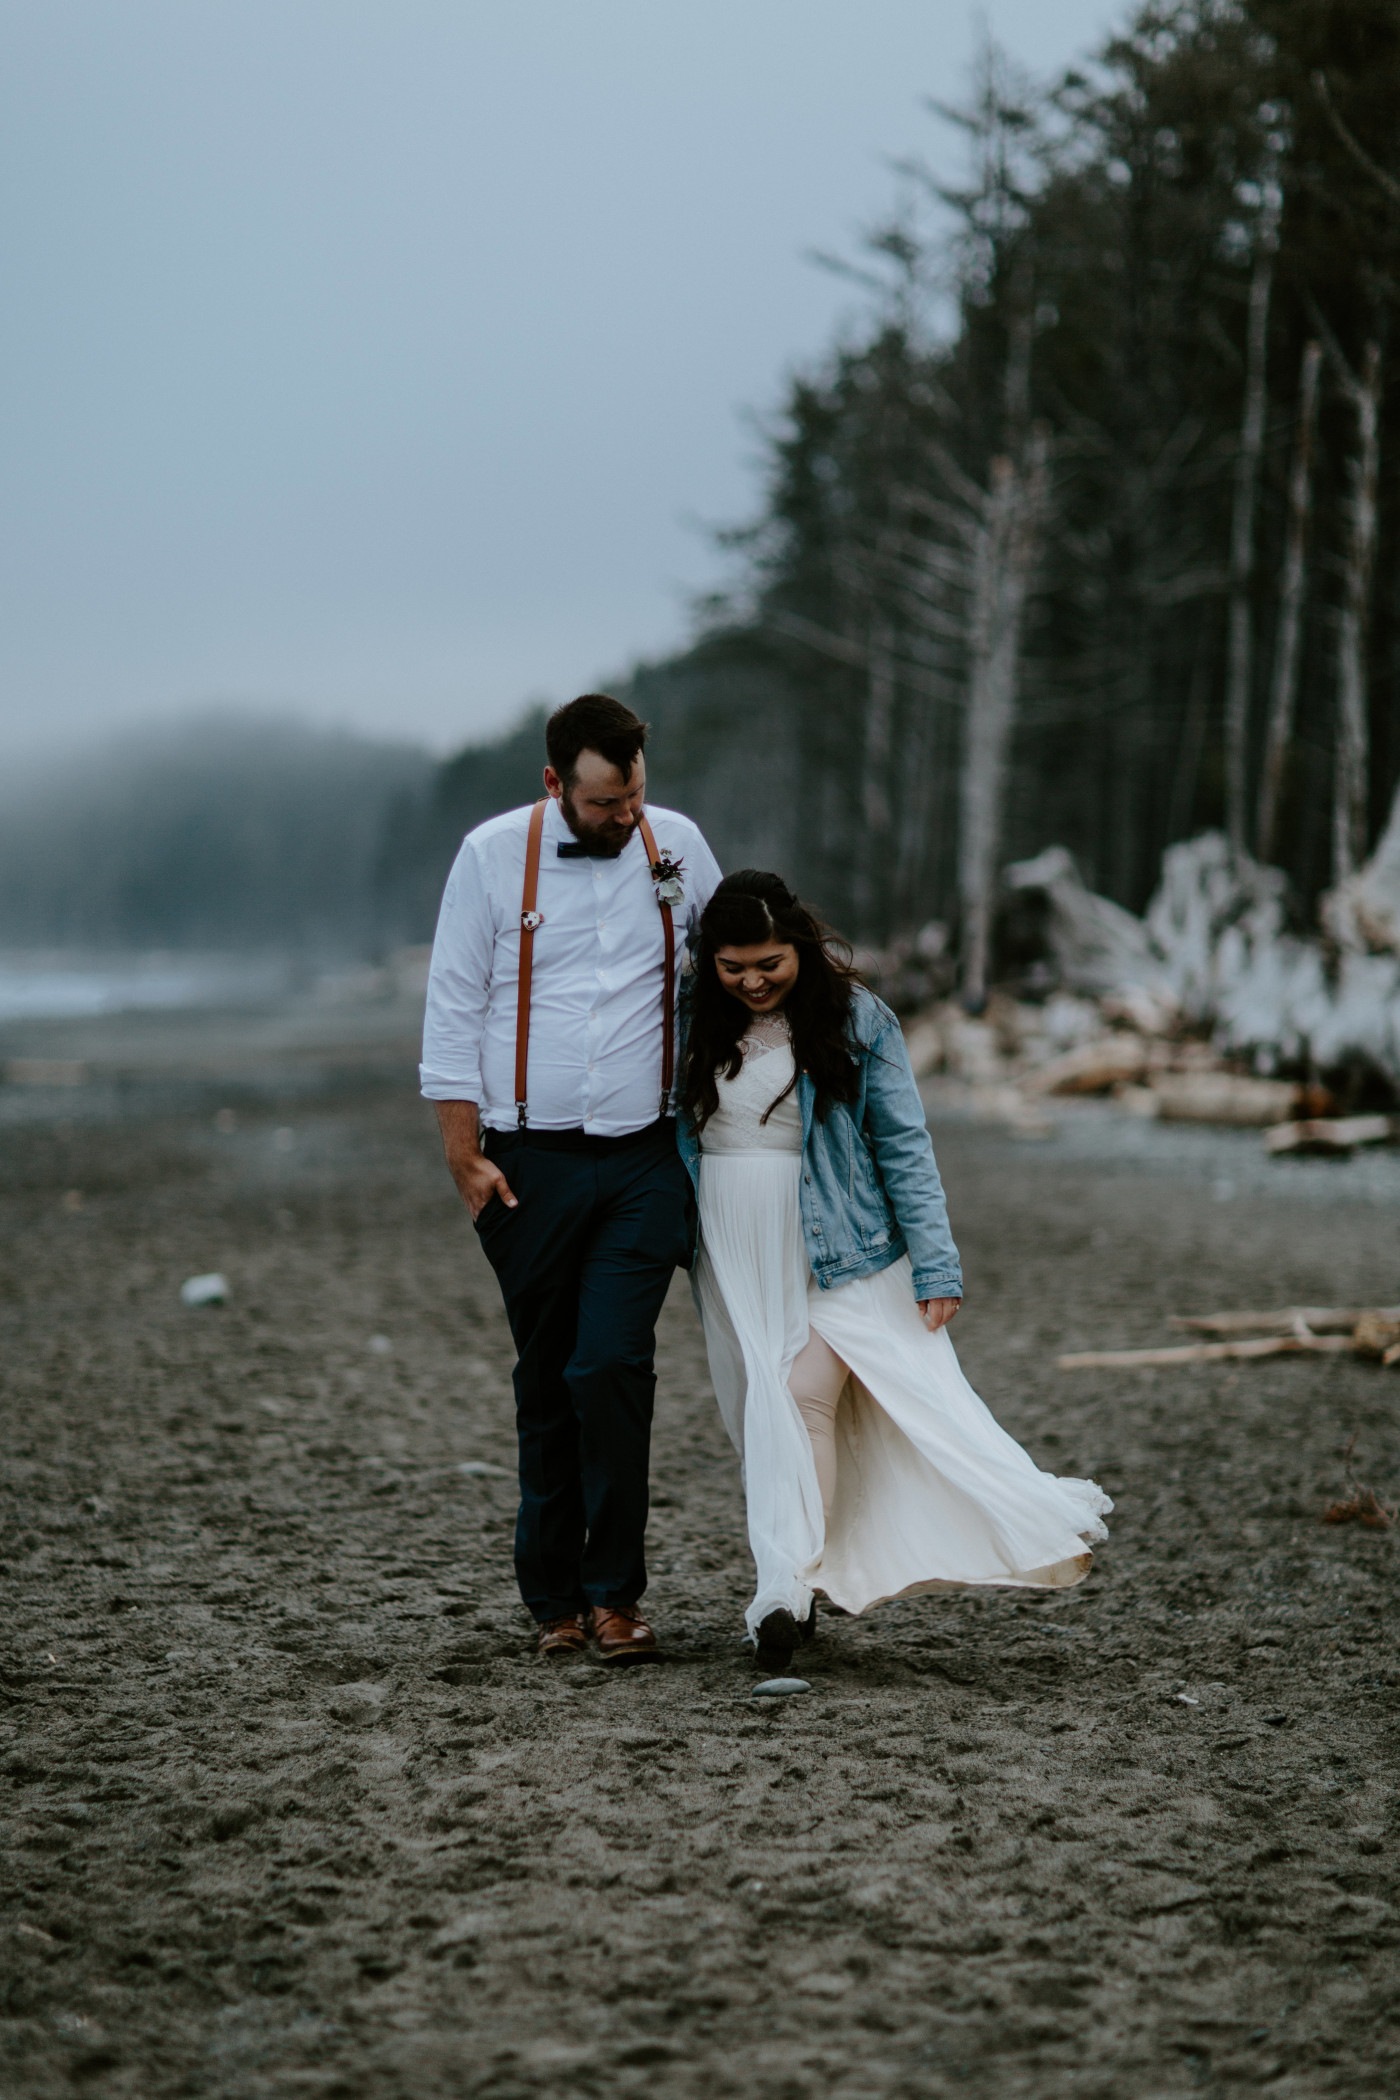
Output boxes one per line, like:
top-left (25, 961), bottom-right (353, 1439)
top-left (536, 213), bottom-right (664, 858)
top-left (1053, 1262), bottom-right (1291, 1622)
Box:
top-left (700, 1014), bottom-right (802, 1153)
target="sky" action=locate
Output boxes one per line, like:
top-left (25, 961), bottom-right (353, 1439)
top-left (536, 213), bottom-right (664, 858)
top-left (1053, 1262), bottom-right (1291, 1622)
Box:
top-left (0, 0), bottom-right (1119, 767)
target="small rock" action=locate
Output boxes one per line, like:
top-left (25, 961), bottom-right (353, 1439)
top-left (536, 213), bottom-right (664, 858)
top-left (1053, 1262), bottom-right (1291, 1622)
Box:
top-left (794, 1971), bottom-right (852, 1998)
top-left (752, 1677), bottom-right (811, 1698)
top-left (179, 1273), bottom-right (229, 1308)
top-left (208, 1800), bottom-right (259, 1841)
top-left (458, 1460), bottom-right (510, 1477)
top-left (431, 1910), bottom-right (494, 1950)
top-left (327, 1682), bottom-right (387, 1722)
top-left (368, 1334), bottom-right (392, 1355)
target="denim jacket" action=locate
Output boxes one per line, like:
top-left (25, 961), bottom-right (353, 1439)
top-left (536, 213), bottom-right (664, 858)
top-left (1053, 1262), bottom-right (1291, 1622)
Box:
top-left (676, 984), bottom-right (963, 1301)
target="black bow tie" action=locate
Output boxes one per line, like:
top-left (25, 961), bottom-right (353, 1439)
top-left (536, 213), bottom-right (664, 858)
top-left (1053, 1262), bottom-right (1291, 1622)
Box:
top-left (555, 840), bottom-right (590, 858)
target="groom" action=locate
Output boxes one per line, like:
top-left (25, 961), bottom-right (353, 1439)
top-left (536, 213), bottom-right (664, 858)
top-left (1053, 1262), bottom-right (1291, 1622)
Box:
top-left (421, 694), bottom-right (721, 1661)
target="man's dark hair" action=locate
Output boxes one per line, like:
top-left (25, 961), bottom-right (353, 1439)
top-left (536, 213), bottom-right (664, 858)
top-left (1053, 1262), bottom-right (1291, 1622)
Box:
top-left (546, 693), bottom-right (648, 787)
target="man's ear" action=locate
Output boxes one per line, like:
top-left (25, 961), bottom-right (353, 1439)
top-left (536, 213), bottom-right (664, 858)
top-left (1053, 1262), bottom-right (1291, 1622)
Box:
top-left (543, 766), bottom-right (563, 800)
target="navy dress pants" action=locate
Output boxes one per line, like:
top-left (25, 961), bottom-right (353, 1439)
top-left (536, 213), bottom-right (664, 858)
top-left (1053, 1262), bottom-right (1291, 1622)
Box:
top-left (474, 1119), bottom-right (692, 1623)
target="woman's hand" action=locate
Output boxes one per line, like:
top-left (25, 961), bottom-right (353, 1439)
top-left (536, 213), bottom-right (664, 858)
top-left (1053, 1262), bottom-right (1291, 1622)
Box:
top-left (918, 1297), bottom-right (960, 1333)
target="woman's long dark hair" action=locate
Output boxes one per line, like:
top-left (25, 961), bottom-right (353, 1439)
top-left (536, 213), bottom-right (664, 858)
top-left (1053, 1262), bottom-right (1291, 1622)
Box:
top-left (680, 870), bottom-right (863, 1132)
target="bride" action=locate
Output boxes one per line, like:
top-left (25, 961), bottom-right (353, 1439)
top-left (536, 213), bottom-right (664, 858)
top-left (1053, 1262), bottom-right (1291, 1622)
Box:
top-left (676, 870), bottom-right (1111, 1674)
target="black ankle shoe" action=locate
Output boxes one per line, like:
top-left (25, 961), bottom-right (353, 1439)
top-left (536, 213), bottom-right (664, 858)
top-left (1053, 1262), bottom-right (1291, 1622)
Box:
top-left (755, 1609), bottom-right (798, 1673)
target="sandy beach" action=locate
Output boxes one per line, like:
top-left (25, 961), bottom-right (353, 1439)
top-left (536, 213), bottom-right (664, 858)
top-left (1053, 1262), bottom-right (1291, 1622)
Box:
top-left (3, 1003), bottom-right (1399, 2098)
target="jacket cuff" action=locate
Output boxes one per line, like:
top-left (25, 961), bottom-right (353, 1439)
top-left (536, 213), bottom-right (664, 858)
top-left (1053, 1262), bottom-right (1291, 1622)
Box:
top-left (911, 1272), bottom-right (962, 1301)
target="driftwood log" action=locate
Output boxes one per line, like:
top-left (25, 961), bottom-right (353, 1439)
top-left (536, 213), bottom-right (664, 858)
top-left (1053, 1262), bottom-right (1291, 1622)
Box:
top-left (1265, 1113), bottom-right (1400, 1155)
top-left (1057, 1305), bottom-right (1400, 1371)
top-left (1057, 1335), bottom-right (1354, 1370)
top-left (1168, 1306), bottom-right (1399, 1334)
top-left (1150, 1072), bottom-right (1298, 1125)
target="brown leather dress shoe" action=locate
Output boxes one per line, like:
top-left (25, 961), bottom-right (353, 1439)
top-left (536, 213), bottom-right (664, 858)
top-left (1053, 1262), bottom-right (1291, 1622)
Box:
top-left (591, 1604), bottom-right (661, 1665)
top-left (537, 1613), bottom-right (589, 1659)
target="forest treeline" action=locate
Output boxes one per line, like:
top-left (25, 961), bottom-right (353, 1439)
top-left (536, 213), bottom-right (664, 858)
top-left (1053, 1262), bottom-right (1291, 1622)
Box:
top-left (0, 718), bottom-right (429, 954)
top-left (8, 1), bottom-right (1398, 987)
top-left (388, 0), bottom-right (1400, 996)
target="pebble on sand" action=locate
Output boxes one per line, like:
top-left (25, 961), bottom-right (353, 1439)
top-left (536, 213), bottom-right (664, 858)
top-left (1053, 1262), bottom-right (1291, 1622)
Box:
top-left (179, 1273), bottom-right (229, 1308)
top-left (752, 1678), bottom-right (811, 1698)
top-left (458, 1460), bottom-right (510, 1477)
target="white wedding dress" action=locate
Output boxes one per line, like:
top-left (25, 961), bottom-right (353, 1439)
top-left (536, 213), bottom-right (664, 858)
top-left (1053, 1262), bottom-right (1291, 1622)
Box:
top-left (692, 1015), bottom-right (1111, 1635)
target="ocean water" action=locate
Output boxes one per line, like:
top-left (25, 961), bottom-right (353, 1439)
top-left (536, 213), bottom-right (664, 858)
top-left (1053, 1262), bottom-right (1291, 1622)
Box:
top-left (0, 953), bottom-right (290, 1024)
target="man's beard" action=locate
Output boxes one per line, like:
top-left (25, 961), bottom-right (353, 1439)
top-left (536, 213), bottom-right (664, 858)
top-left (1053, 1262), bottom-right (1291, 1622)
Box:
top-left (559, 790), bottom-right (638, 858)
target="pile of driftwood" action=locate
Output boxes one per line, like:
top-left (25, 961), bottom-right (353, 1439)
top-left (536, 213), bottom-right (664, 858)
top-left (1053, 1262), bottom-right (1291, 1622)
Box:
top-left (902, 993), bottom-right (1337, 1143)
top-left (1057, 1305), bottom-right (1400, 1372)
top-left (898, 825), bottom-right (1400, 1153)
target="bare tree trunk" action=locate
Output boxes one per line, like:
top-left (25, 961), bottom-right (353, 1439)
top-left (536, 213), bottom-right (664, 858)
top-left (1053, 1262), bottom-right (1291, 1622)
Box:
top-left (958, 429), bottom-right (1048, 1007)
top-left (1224, 203), bottom-right (1278, 853)
top-left (854, 617), bottom-right (895, 935)
top-left (1257, 339), bottom-right (1322, 863)
top-left (1333, 340), bottom-right (1382, 884)
top-left (1167, 610), bottom-right (1215, 845)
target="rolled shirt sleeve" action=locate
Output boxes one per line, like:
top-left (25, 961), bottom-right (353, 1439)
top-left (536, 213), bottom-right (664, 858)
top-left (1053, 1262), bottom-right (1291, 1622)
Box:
top-left (419, 837), bottom-right (495, 1102)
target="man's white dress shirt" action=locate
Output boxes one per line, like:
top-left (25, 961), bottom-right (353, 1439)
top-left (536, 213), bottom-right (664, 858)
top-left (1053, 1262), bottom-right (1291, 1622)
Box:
top-left (420, 798), bottom-right (722, 1134)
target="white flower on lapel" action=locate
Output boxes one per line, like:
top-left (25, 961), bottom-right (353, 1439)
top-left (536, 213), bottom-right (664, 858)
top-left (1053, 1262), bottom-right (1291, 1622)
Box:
top-left (649, 850), bottom-right (686, 909)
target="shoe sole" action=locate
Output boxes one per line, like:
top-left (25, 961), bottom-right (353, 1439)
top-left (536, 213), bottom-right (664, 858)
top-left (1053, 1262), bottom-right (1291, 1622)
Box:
top-left (597, 1645), bottom-right (663, 1666)
top-left (754, 1609), bottom-right (798, 1674)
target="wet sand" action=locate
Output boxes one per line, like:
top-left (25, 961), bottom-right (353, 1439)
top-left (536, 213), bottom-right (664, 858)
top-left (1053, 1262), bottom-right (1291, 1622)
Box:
top-left (3, 1022), bottom-right (1400, 2098)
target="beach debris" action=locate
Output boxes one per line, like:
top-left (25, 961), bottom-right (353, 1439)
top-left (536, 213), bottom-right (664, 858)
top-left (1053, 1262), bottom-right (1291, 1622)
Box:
top-left (751, 1677), bottom-right (811, 1698)
top-left (1324, 1488), bottom-right (1392, 1528)
top-left (1057, 1335), bottom-right (1353, 1370)
top-left (1169, 1306), bottom-right (1396, 1336)
top-left (1149, 1073), bottom-right (1298, 1125)
top-left (179, 1272), bottom-right (229, 1308)
top-left (1020, 1035), bottom-right (1149, 1097)
top-left (903, 828), bottom-right (1400, 1132)
top-left (1004, 845), bottom-right (1160, 999)
top-left (1322, 1433), bottom-right (1395, 1528)
top-left (1058, 1304), bottom-right (1400, 1371)
top-left (457, 1460), bottom-right (510, 1477)
top-left (1352, 1312), bottom-right (1400, 1362)
top-left (1265, 1113), bottom-right (1400, 1156)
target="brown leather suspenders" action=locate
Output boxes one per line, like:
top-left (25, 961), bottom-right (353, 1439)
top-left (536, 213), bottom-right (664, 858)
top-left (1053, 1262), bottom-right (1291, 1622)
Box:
top-left (636, 812), bottom-right (676, 1116)
top-left (514, 799), bottom-right (547, 1126)
top-left (513, 800), bottom-right (675, 1128)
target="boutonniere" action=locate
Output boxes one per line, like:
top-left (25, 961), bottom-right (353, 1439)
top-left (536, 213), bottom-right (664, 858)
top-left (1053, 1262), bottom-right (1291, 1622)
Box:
top-left (649, 850), bottom-right (686, 909)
